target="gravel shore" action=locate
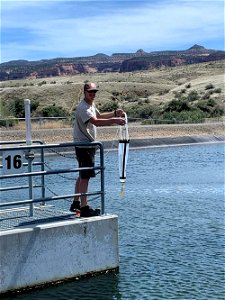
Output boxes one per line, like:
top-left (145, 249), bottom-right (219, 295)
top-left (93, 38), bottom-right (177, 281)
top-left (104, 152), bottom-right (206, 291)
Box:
top-left (1, 122), bottom-right (224, 147)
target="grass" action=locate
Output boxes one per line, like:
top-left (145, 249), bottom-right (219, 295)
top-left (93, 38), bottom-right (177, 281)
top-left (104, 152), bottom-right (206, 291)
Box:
top-left (11, 119), bottom-right (72, 130)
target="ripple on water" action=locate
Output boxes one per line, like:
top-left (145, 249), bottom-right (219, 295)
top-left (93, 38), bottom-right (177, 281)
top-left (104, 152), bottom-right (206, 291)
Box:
top-left (2, 143), bottom-right (224, 299)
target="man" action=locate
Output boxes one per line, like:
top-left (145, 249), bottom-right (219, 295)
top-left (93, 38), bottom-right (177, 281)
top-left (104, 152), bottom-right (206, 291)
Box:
top-left (70, 82), bottom-right (126, 217)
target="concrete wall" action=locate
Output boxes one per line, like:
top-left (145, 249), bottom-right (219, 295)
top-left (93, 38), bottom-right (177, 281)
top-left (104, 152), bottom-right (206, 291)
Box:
top-left (0, 214), bottom-right (119, 294)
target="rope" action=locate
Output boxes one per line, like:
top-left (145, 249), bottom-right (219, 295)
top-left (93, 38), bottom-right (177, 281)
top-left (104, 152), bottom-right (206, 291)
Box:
top-left (46, 185), bottom-right (59, 197)
top-left (103, 127), bottom-right (120, 157)
top-left (47, 148), bottom-right (75, 159)
top-left (45, 185), bottom-right (100, 204)
top-left (44, 161), bottom-right (75, 181)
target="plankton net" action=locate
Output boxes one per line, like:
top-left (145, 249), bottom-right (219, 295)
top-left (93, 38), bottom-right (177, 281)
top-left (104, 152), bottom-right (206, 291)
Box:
top-left (118, 113), bottom-right (129, 196)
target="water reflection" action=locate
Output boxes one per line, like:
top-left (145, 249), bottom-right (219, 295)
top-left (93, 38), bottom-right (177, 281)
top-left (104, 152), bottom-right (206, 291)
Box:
top-left (2, 272), bottom-right (122, 300)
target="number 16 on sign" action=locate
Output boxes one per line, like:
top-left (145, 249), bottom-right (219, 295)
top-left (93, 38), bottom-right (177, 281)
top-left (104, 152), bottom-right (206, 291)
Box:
top-left (2, 150), bottom-right (24, 175)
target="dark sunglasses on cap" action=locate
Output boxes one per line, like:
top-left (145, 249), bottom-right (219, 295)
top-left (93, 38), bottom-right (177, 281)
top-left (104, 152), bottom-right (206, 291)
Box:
top-left (86, 90), bottom-right (97, 94)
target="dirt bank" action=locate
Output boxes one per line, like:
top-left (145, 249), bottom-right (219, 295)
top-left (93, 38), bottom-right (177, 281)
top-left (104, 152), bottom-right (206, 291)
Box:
top-left (1, 122), bottom-right (224, 146)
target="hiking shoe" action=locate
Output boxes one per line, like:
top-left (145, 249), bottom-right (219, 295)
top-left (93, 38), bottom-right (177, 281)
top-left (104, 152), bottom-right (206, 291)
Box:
top-left (70, 200), bottom-right (81, 212)
top-left (80, 205), bottom-right (100, 218)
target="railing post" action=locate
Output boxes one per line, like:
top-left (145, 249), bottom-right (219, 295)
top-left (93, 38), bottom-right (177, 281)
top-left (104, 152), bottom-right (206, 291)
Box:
top-left (25, 150), bottom-right (35, 216)
top-left (40, 147), bottom-right (46, 205)
top-left (99, 143), bottom-right (105, 215)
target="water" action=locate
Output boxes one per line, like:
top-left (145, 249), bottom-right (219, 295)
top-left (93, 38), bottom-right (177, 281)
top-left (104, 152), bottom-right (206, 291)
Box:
top-left (2, 143), bottom-right (224, 300)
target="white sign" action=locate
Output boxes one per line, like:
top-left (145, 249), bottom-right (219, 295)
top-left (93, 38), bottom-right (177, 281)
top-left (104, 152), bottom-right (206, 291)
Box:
top-left (2, 150), bottom-right (25, 175)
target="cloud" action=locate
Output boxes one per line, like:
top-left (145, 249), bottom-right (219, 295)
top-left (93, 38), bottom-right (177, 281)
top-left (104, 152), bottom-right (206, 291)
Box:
top-left (1, 0), bottom-right (224, 62)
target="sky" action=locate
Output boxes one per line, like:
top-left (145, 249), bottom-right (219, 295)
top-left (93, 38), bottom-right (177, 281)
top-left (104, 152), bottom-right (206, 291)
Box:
top-left (0, 0), bottom-right (224, 63)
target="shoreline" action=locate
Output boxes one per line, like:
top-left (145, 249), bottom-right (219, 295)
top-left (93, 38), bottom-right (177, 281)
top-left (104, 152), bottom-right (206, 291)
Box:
top-left (101, 134), bottom-right (225, 150)
top-left (1, 123), bottom-right (224, 147)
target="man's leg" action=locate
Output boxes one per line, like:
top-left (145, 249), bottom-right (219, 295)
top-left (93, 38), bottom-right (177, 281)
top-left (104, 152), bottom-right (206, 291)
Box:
top-left (71, 147), bottom-right (99, 216)
top-left (70, 176), bottom-right (87, 212)
top-left (77, 177), bottom-right (90, 207)
top-left (72, 175), bottom-right (99, 217)
top-left (72, 176), bottom-right (89, 206)
top-left (74, 176), bottom-right (81, 202)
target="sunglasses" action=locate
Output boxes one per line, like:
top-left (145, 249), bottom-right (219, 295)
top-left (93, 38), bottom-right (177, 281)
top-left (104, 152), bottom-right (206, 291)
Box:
top-left (86, 90), bottom-right (97, 94)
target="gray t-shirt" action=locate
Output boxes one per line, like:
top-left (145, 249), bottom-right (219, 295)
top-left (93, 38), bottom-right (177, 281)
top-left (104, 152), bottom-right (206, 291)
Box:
top-left (73, 99), bottom-right (99, 142)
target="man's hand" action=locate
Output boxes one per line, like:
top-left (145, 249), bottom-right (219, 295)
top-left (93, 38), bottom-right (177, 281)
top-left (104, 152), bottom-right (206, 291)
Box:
top-left (115, 109), bottom-right (125, 117)
top-left (114, 117), bottom-right (126, 126)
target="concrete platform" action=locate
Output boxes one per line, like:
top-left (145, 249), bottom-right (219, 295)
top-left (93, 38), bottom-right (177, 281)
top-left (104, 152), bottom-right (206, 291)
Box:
top-left (0, 214), bottom-right (119, 294)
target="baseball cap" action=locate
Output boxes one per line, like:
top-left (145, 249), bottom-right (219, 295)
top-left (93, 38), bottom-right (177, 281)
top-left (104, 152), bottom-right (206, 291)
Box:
top-left (84, 82), bottom-right (99, 92)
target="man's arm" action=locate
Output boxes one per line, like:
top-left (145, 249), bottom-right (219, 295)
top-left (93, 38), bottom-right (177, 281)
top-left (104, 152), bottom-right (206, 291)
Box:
top-left (89, 116), bottom-right (125, 127)
top-left (97, 109), bottom-right (125, 119)
top-left (97, 111), bottom-right (114, 119)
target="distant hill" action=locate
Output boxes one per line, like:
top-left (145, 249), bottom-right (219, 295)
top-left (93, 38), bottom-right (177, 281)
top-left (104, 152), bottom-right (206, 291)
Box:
top-left (0, 44), bottom-right (224, 81)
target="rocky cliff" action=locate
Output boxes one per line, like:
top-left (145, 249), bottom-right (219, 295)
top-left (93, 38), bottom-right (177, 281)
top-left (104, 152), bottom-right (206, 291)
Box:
top-left (0, 45), bottom-right (224, 81)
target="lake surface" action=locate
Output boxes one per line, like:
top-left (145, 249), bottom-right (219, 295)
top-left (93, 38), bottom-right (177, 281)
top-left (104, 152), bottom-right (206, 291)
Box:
top-left (2, 143), bottom-right (224, 300)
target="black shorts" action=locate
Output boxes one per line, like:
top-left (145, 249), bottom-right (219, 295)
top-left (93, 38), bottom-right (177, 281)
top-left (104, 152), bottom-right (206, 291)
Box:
top-left (75, 147), bottom-right (96, 179)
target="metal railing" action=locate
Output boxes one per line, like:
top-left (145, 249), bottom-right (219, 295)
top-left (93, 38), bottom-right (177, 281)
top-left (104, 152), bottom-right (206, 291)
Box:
top-left (0, 141), bottom-right (105, 223)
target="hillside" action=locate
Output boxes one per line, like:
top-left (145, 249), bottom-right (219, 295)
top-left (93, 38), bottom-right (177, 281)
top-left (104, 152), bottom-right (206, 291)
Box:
top-left (0, 59), bottom-right (224, 123)
top-left (0, 44), bottom-right (224, 81)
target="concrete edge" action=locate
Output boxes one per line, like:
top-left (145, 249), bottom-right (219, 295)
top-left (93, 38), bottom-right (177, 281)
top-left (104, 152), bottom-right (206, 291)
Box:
top-left (0, 214), bottom-right (119, 294)
top-left (0, 214), bottom-right (118, 235)
top-left (101, 135), bottom-right (225, 150)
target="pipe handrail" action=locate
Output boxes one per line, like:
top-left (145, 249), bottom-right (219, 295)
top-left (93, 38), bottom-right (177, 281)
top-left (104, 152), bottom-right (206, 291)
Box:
top-left (0, 141), bottom-right (105, 220)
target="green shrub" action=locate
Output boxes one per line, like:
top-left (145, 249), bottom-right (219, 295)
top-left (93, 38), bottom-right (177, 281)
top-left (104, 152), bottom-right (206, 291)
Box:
top-left (8, 99), bottom-right (39, 118)
top-left (162, 109), bottom-right (205, 123)
top-left (205, 83), bottom-right (214, 90)
top-left (137, 104), bottom-right (155, 119)
top-left (0, 117), bottom-right (18, 127)
top-left (164, 99), bottom-right (191, 113)
top-left (31, 100), bottom-right (40, 112)
top-left (211, 105), bottom-right (224, 117)
top-left (206, 98), bottom-right (216, 107)
top-left (99, 101), bottom-right (118, 112)
top-left (23, 82), bottom-right (34, 86)
top-left (196, 101), bottom-right (212, 115)
top-left (213, 88), bottom-right (222, 93)
top-left (41, 105), bottom-right (69, 117)
top-left (187, 90), bottom-right (199, 101)
top-left (14, 99), bottom-right (25, 118)
top-left (159, 91), bottom-right (224, 123)
top-left (125, 103), bottom-right (161, 121)
top-left (38, 80), bottom-right (47, 86)
top-left (202, 92), bottom-right (211, 100)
